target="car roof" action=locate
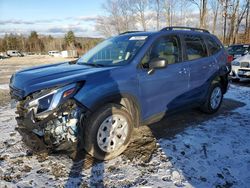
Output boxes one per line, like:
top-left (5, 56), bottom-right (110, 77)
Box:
top-left (119, 27), bottom-right (212, 38)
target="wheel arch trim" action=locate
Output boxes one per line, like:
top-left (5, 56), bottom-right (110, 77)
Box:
top-left (88, 93), bottom-right (141, 128)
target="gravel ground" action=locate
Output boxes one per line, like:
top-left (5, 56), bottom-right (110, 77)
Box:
top-left (0, 83), bottom-right (250, 187)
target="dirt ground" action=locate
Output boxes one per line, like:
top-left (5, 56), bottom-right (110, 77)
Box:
top-left (1, 85), bottom-right (250, 187)
top-left (1, 56), bottom-right (250, 187)
top-left (0, 90), bottom-right (10, 107)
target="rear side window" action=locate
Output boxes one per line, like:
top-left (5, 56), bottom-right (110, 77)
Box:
top-left (206, 37), bottom-right (221, 55)
top-left (184, 35), bottom-right (207, 60)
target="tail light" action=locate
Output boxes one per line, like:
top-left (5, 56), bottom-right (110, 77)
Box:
top-left (227, 55), bottom-right (233, 64)
top-left (226, 55), bottom-right (233, 73)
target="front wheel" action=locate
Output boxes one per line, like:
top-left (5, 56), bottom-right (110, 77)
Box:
top-left (82, 104), bottom-right (133, 160)
top-left (200, 83), bottom-right (223, 114)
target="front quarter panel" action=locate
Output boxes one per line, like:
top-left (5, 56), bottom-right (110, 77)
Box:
top-left (74, 65), bottom-right (140, 111)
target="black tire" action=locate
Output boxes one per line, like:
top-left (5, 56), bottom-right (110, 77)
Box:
top-left (82, 104), bottom-right (133, 160)
top-left (200, 83), bottom-right (223, 114)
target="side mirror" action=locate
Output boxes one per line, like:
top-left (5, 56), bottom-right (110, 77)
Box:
top-left (149, 58), bottom-right (168, 69)
top-left (148, 58), bottom-right (167, 74)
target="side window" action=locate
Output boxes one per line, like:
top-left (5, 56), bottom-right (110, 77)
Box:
top-left (184, 35), bottom-right (207, 60)
top-left (141, 36), bottom-right (181, 68)
top-left (206, 37), bottom-right (221, 55)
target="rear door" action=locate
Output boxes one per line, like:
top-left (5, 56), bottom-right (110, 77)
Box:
top-left (137, 35), bottom-right (190, 120)
top-left (183, 34), bottom-right (216, 102)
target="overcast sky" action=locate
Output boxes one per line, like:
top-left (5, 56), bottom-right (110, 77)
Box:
top-left (0, 0), bottom-right (105, 37)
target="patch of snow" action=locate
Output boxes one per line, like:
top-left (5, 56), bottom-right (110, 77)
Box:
top-left (0, 84), bottom-right (250, 187)
top-left (0, 84), bottom-right (9, 90)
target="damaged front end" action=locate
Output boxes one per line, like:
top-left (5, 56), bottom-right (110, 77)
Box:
top-left (11, 83), bottom-right (87, 152)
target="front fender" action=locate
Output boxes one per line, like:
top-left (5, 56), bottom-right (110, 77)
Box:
top-left (74, 81), bottom-right (122, 110)
top-left (74, 75), bottom-right (140, 109)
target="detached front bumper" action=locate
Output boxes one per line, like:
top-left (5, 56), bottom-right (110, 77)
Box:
top-left (14, 99), bottom-right (89, 152)
top-left (16, 127), bottom-right (49, 153)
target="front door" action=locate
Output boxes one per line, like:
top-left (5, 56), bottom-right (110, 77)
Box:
top-left (137, 35), bottom-right (190, 120)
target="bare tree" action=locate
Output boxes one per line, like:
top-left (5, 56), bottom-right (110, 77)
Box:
top-left (131, 0), bottom-right (150, 31)
top-left (120, 0), bottom-right (135, 30)
top-left (156, 0), bottom-right (160, 29)
top-left (188, 0), bottom-right (208, 28)
top-left (95, 0), bottom-right (136, 36)
top-left (233, 0), bottom-right (249, 43)
top-left (221, 0), bottom-right (229, 43)
top-left (94, 0), bottom-right (249, 44)
top-left (245, 0), bottom-right (250, 42)
top-left (201, 0), bottom-right (208, 28)
top-left (95, 16), bottom-right (115, 37)
top-left (150, 0), bottom-right (161, 30)
top-left (227, 0), bottom-right (240, 44)
top-left (162, 0), bottom-right (176, 27)
top-left (210, 0), bottom-right (220, 34)
top-left (103, 0), bottom-right (125, 33)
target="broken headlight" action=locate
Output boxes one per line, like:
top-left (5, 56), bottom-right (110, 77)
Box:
top-left (26, 83), bottom-right (78, 119)
top-left (37, 94), bottom-right (53, 113)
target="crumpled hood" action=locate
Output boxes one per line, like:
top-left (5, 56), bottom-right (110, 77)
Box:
top-left (10, 62), bottom-right (115, 97)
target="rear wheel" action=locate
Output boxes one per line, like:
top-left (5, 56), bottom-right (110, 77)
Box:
top-left (82, 104), bottom-right (133, 160)
top-left (200, 83), bottom-right (223, 114)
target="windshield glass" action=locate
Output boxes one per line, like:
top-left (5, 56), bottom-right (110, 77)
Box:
top-left (228, 45), bottom-right (249, 54)
top-left (77, 35), bottom-right (147, 66)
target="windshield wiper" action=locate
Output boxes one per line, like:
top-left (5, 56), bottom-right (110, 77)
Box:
top-left (79, 63), bottom-right (105, 67)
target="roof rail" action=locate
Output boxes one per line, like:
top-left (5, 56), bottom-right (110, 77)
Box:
top-left (119, 31), bottom-right (143, 35)
top-left (160, 26), bottom-right (210, 33)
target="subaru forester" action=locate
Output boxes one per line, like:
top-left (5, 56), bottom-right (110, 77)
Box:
top-left (10, 27), bottom-right (231, 160)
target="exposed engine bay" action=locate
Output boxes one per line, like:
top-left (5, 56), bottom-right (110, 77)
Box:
top-left (12, 84), bottom-right (87, 152)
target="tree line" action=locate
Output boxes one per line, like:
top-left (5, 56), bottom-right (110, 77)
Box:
top-left (96, 0), bottom-right (250, 45)
top-left (0, 31), bottom-right (102, 55)
top-left (0, 0), bottom-right (248, 52)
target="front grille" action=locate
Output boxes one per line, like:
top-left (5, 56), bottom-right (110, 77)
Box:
top-left (240, 62), bottom-right (250, 68)
top-left (9, 85), bottom-right (25, 100)
top-left (238, 74), bottom-right (250, 78)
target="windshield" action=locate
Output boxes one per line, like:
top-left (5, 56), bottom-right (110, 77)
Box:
top-left (77, 35), bottom-right (147, 66)
top-left (228, 45), bottom-right (249, 54)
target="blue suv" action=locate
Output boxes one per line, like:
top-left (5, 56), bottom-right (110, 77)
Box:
top-left (10, 27), bottom-right (230, 160)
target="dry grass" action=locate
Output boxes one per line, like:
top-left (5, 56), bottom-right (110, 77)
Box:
top-left (0, 55), bottom-right (77, 85)
top-left (0, 55), bottom-right (76, 66)
top-left (0, 55), bottom-right (77, 107)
